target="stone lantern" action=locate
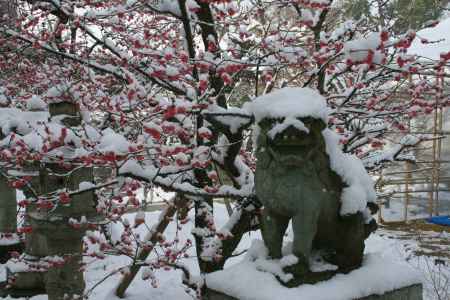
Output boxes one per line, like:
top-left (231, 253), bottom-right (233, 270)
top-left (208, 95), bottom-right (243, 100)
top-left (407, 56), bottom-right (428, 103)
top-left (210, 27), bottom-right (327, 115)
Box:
top-left (3, 100), bottom-right (100, 300)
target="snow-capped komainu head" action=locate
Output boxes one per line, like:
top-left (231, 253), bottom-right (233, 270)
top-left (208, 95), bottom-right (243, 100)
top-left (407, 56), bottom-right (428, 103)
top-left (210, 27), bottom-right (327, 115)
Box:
top-left (258, 116), bottom-right (327, 150)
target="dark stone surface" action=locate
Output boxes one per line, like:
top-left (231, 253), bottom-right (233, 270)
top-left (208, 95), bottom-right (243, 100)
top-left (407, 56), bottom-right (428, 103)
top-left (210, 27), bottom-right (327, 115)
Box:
top-left (0, 175), bottom-right (18, 233)
top-left (0, 242), bottom-right (23, 264)
top-left (0, 280), bottom-right (46, 299)
top-left (31, 163), bottom-right (97, 220)
top-left (204, 288), bottom-right (238, 300)
top-left (0, 175), bottom-right (20, 264)
top-left (9, 219), bottom-right (87, 300)
top-left (359, 284), bottom-right (423, 300)
top-left (49, 102), bottom-right (81, 127)
top-left (204, 284), bottom-right (423, 300)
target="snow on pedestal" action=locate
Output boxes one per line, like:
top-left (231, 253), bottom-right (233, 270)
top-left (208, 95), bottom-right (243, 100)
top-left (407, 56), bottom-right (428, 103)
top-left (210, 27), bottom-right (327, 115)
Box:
top-left (204, 240), bottom-right (422, 300)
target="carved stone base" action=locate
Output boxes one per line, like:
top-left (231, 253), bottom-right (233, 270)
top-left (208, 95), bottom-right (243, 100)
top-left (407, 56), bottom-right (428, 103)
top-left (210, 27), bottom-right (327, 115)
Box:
top-left (0, 281), bottom-right (46, 299)
top-left (204, 284), bottom-right (423, 300)
top-left (7, 270), bottom-right (46, 291)
top-left (204, 245), bottom-right (423, 300)
top-left (0, 266), bottom-right (46, 298)
top-left (2, 234), bottom-right (85, 300)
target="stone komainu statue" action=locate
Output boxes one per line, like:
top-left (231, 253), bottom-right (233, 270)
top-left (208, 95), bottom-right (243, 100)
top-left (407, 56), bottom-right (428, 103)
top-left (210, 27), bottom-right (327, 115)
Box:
top-left (255, 116), bottom-right (378, 286)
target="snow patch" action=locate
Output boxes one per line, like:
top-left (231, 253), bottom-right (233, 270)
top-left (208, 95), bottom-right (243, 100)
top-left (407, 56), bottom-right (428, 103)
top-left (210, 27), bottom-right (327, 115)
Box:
top-left (26, 95), bottom-right (47, 111)
top-left (267, 117), bottom-right (309, 140)
top-left (98, 130), bottom-right (131, 155)
top-left (343, 32), bottom-right (385, 64)
top-left (323, 129), bottom-right (377, 215)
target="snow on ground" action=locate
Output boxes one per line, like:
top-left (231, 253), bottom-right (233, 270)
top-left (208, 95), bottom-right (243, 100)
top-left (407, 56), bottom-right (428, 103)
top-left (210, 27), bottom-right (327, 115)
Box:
top-left (380, 192), bottom-right (450, 223)
top-left (1, 204), bottom-right (448, 300)
top-left (377, 223), bottom-right (450, 300)
top-left (379, 198), bottom-right (424, 222)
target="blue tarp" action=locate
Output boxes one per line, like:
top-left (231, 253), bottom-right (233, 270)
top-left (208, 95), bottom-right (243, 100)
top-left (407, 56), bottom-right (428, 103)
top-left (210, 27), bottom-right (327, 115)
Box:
top-left (426, 216), bottom-right (450, 227)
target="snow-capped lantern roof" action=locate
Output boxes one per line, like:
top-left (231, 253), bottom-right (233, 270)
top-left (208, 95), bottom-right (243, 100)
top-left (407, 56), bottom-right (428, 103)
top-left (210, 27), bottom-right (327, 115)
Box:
top-left (45, 81), bottom-right (78, 104)
top-left (26, 95), bottom-right (47, 111)
top-left (243, 87), bottom-right (330, 123)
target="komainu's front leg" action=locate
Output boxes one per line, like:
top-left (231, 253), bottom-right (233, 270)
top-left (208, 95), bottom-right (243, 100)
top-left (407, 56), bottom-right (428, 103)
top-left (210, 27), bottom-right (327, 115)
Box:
top-left (260, 209), bottom-right (289, 259)
top-left (290, 210), bottom-right (320, 273)
top-left (280, 211), bottom-right (331, 287)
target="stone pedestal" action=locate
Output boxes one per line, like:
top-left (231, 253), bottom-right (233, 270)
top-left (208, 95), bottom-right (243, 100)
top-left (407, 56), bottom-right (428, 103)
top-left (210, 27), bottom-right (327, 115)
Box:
top-left (204, 242), bottom-right (423, 300)
top-left (204, 284), bottom-right (423, 300)
top-left (43, 225), bottom-right (85, 300)
top-left (359, 284), bottom-right (422, 300)
top-left (5, 165), bottom-right (96, 298)
top-left (0, 175), bottom-right (22, 264)
top-left (2, 257), bottom-right (47, 298)
top-left (2, 218), bottom-right (87, 299)
top-left (0, 176), bottom-right (17, 233)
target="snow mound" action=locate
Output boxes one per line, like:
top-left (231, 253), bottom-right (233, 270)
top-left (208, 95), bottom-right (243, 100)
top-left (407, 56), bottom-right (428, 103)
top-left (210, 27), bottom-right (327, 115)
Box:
top-left (0, 108), bottom-right (49, 136)
top-left (409, 17), bottom-right (450, 60)
top-left (98, 129), bottom-right (132, 155)
top-left (22, 122), bottom-right (82, 152)
top-left (343, 32), bottom-right (385, 64)
top-left (0, 233), bottom-right (20, 246)
top-left (206, 240), bottom-right (422, 300)
top-left (243, 87), bottom-right (330, 123)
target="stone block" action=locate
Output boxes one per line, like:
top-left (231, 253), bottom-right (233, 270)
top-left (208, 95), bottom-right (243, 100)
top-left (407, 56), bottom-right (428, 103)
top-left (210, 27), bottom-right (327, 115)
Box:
top-left (204, 245), bottom-right (423, 300)
top-left (204, 284), bottom-right (423, 300)
top-left (0, 176), bottom-right (17, 234)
